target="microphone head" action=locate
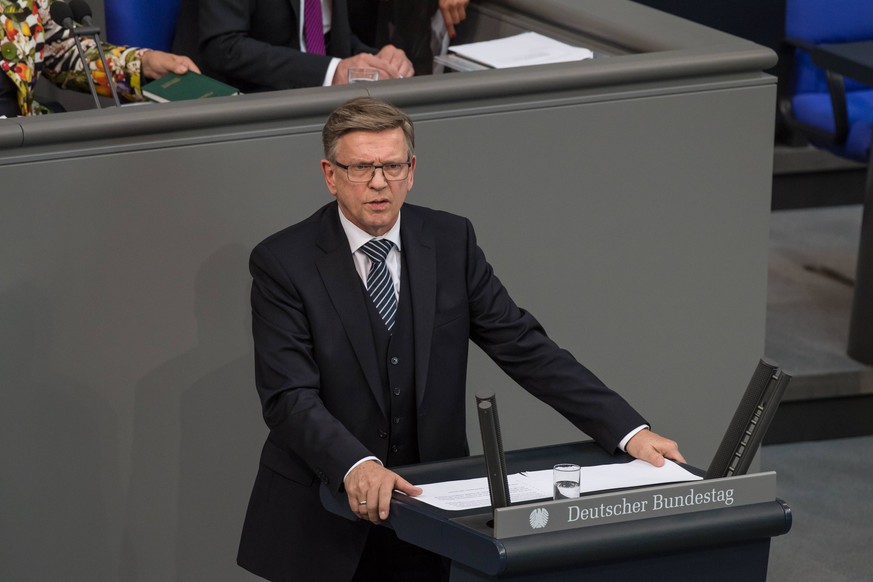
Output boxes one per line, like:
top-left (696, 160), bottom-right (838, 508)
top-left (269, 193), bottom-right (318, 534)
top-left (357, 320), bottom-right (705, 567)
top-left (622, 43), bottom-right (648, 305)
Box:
top-left (69, 0), bottom-right (93, 24)
top-left (49, 0), bottom-right (75, 28)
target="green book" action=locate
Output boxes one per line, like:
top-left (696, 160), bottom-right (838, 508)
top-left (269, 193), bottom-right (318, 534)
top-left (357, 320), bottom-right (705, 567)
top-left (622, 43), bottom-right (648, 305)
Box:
top-left (142, 72), bottom-right (241, 103)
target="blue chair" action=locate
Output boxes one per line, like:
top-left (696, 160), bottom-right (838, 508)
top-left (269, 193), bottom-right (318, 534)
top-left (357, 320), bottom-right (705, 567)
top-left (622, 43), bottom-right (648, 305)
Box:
top-left (778, 0), bottom-right (873, 163)
top-left (104, 0), bottom-right (181, 52)
top-left (778, 0), bottom-right (873, 364)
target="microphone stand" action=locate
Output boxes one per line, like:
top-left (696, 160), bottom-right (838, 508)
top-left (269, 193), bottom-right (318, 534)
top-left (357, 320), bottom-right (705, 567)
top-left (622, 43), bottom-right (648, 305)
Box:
top-left (69, 24), bottom-right (122, 107)
top-left (69, 31), bottom-right (102, 109)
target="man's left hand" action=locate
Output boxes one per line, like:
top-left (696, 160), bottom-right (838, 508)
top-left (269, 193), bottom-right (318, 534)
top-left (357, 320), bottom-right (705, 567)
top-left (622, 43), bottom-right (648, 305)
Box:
top-left (626, 428), bottom-right (686, 467)
top-left (374, 45), bottom-right (415, 79)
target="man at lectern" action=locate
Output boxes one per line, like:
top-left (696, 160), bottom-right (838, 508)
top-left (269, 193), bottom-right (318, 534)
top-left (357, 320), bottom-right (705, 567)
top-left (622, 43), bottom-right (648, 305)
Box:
top-left (237, 96), bottom-right (686, 581)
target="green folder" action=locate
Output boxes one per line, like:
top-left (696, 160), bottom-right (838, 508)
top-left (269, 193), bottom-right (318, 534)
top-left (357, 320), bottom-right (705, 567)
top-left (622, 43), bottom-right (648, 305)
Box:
top-left (142, 72), bottom-right (241, 103)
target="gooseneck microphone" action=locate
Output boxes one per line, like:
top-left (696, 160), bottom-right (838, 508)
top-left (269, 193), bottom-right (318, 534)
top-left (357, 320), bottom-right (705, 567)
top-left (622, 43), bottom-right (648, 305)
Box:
top-left (49, 0), bottom-right (101, 108)
top-left (68, 0), bottom-right (121, 107)
top-left (476, 391), bottom-right (510, 511)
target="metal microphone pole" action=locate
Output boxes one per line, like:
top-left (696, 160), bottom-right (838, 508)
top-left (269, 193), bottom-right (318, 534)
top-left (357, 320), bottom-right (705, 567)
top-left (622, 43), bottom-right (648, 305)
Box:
top-left (69, 25), bottom-right (122, 107)
top-left (69, 0), bottom-right (121, 107)
top-left (88, 37), bottom-right (121, 107)
top-left (71, 33), bottom-right (103, 108)
top-left (48, 2), bottom-right (102, 108)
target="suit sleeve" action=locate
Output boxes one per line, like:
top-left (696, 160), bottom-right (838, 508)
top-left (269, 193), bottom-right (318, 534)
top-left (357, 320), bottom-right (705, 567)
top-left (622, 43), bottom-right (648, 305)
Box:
top-left (199, 0), bottom-right (332, 90)
top-left (462, 219), bottom-right (648, 453)
top-left (250, 242), bottom-right (372, 491)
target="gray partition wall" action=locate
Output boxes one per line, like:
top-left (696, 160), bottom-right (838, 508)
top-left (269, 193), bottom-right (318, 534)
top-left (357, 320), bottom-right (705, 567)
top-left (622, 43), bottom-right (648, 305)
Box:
top-left (0, 1), bottom-right (777, 579)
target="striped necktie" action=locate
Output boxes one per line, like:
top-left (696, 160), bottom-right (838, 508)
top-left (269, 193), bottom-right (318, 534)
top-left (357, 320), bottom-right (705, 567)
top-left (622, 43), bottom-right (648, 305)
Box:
top-left (303, 0), bottom-right (326, 55)
top-left (303, 0), bottom-right (325, 55)
top-left (361, 239), bottom-right (397, 332)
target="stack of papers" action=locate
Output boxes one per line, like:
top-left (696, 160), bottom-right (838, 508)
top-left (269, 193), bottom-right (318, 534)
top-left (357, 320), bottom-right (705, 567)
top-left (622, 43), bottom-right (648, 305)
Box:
top-left (449, 31), bottom-right (594, 69)
top-left (412, 460), bottom-right (701, 511)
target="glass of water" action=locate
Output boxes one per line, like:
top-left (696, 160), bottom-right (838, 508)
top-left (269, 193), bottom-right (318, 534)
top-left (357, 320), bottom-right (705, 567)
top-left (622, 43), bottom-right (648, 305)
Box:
top-left (348, 68), bottom-right (379, 83)
top-left (553, 463), bottom-right (581, 500)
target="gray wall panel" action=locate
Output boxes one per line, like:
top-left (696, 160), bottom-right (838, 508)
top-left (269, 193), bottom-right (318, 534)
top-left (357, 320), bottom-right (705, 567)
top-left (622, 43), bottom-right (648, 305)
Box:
top-left (1, 79), bottom-right (774, 580)
top-left (409, 85), bottom-right (776, 456)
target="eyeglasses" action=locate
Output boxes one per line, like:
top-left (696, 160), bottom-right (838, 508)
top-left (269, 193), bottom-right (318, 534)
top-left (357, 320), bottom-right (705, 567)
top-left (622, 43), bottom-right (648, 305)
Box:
top-left (334, 161), bottom-right (411, 182)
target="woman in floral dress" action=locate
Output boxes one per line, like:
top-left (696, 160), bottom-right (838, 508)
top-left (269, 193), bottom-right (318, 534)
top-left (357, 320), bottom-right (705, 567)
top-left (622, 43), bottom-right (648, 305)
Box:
top-left (0, 0), bottom-right (198, 116)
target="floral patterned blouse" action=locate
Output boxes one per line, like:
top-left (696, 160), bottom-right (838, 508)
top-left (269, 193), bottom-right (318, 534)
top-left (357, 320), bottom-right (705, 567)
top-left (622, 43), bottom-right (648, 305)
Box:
top-left (1, 0), bottom-right (147, 115)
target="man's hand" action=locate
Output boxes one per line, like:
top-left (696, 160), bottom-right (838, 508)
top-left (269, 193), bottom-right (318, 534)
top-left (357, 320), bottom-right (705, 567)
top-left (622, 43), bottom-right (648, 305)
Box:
top-left (440, 0), bottom-right (469, 39)
top-left (141, 50), bottom-right (201, 80)
top-left (343, 461), bottom-right (421, 523)
top-left (626, 429), bottom-right (686, 467)
top-left (375, 45), bottom-right (414, 78)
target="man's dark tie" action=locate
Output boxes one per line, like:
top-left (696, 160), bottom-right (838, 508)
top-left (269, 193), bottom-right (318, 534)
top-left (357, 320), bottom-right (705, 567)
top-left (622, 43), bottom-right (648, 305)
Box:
top-left (303, 0), bottom-right (326, 55)
top-left (361, 239), bottom-right (397, 332)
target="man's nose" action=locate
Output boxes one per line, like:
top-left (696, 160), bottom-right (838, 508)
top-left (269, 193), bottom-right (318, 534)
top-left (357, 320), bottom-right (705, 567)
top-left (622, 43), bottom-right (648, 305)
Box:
top-left (369, 166), bottom-right (389, 186)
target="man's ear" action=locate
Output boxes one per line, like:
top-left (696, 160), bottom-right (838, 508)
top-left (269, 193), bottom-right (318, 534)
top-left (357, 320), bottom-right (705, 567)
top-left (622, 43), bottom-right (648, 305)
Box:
top-left (321, 159), bottom-right (338, 196)
top-left (406, 155), bottom-right (416, 192)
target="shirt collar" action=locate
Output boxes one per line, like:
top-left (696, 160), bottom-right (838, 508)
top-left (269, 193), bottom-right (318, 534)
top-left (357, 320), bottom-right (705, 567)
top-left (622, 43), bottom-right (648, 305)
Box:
top-left (337, 206), bottom-right (402, 254)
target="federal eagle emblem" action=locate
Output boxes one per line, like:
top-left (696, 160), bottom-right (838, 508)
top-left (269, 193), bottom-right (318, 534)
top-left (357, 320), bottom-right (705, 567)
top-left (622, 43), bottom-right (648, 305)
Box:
top-left (529, 507), bottom-right (549, 529)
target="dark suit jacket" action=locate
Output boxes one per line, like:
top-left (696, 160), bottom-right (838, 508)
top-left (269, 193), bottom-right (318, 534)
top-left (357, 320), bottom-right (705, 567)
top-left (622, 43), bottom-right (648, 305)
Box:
top-left (197, 0), bottom-right (373, 93)
top-left (237, 202), bottom-right (647, 581)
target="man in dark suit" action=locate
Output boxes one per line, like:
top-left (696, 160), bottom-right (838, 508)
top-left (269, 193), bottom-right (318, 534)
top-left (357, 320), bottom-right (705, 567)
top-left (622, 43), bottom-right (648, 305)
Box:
top-left (237, 97), bottom-right (686, 581)
top-left (197, 0), bottom-right (414, 93)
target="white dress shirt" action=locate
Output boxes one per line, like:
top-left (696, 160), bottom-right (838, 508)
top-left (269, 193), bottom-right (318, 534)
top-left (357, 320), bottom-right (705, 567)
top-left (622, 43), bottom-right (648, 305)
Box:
top-left (298, 0), bottom-right (341, 86)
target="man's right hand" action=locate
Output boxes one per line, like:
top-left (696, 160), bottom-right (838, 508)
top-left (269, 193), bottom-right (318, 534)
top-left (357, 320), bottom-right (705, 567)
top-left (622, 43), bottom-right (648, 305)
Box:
top-left (343, 460), bottom-right (422, 523)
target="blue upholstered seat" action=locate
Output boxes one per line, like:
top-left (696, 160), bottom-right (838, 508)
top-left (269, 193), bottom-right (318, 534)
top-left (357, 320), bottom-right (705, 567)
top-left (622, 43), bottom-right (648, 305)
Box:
top-left (782, 0), bottom-right (873, 163)
top-left (104, 0), bottom-right (181, 53)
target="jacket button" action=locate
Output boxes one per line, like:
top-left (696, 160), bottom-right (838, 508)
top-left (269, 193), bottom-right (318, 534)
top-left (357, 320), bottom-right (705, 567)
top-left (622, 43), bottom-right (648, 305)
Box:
top-left (393, 417), bottom-right (401, 425)
top-left (377, 430), bottom-right (388, 439)
top-left (390, 356), bottom-right (399, 365)
top-left (393, 387), bottom-right (401, 396)
top-left (391, 445), bottom-right (399, 453)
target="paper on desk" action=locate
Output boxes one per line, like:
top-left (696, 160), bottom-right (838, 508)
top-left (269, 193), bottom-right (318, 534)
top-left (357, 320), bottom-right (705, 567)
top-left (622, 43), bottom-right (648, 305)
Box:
top-left (413, 460), bottom-right (701, 511)
top-left (449, 32), bottom-right (593, 69)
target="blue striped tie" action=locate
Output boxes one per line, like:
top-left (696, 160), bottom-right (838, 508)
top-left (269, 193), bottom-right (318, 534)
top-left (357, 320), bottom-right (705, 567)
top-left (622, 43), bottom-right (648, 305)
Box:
top-left (361, 239), bottom-right (397, 332)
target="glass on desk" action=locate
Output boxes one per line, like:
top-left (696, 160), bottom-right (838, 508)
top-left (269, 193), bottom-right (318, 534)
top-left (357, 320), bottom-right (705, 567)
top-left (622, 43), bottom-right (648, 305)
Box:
top-left (553, 463), bottom-right (581, 500)
top-left (348, 68), bottom-right (379, 83)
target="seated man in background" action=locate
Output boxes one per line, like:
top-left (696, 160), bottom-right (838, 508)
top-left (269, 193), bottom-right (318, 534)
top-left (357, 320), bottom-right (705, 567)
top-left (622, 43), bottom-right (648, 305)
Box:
top-left (0, 0), bottom-right (199, 117)
top-left (198, 0), bottom-right (415, 93)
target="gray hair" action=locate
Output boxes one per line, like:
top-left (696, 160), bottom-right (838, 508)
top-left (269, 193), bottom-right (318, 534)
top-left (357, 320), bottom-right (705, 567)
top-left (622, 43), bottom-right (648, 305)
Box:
top-left (322, 97), bottom-right (415, 161)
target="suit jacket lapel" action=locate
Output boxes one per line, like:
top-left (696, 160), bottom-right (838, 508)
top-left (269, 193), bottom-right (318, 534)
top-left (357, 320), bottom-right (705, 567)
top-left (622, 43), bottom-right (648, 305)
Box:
top-left (401, 207), bottom-right (436, 408)
top-left (315, 205), bottom-right (386, 416)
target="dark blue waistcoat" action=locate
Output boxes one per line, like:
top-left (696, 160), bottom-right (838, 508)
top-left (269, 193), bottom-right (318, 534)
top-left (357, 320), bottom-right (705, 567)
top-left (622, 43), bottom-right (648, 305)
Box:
top-left (362, 250), bottom-right (419, 467)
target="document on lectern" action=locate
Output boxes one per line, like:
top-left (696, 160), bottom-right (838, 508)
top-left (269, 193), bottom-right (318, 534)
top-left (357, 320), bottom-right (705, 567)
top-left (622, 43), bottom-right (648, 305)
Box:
top-left (448, 32), bottom-right (594, 69)
top-left (411, 460), bottom-right (700, 511)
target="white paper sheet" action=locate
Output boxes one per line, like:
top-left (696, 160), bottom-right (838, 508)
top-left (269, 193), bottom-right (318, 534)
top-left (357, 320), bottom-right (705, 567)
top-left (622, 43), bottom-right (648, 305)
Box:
top-left (449, 31), bottom-right (594, 69)
top-left (412, 460), bottom-right (702, 511)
